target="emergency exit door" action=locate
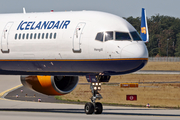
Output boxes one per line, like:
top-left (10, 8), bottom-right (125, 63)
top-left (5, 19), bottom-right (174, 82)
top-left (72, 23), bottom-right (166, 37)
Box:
top-left (72, 22), bottom-right (86, 52)
top-left (1, 22), bottom-right (13, 53)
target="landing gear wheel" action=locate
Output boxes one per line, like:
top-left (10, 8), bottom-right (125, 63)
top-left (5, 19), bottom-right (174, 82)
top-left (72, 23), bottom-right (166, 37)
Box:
top-left (94, 102), bottom-right (103, 114)
top-left (85, 102), bottom-right (94, 114)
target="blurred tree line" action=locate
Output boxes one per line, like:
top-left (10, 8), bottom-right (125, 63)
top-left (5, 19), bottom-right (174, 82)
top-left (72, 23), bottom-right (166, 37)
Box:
top-left (125, 15), bottom-right (180, 57)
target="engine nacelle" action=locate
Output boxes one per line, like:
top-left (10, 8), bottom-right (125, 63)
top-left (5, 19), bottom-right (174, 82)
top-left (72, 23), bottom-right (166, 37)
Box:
top-left (21, 75), bottom-right (79, 95)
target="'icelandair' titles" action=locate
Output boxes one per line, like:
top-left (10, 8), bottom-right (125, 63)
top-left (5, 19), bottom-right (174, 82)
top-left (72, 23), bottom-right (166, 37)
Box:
top-left (17, 20), bottom-right (70, 30)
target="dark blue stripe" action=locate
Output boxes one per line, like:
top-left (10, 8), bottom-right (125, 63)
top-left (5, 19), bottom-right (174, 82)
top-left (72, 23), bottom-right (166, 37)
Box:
top-left (0, 60), bottom-right (147, 76)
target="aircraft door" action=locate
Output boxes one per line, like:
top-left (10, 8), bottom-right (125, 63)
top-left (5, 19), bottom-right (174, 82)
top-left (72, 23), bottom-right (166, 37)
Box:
top-left (1, 22), bottom-right (13, 53)
top-left (72, 22), bottom-right (86, 52)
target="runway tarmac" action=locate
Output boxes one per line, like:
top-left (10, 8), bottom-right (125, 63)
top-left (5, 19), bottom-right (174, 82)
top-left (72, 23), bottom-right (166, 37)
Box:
top-left (0, 75), bottom-right (180, 120)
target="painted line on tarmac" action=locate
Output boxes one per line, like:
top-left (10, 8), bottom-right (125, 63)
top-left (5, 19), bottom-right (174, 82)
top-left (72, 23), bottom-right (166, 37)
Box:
top-left (0, 84), bottom-right (23, 98)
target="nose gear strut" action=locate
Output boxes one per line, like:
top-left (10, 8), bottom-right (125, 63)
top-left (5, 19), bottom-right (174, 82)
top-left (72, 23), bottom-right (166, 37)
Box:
top-left (84, 75), bottom-right (110, 114)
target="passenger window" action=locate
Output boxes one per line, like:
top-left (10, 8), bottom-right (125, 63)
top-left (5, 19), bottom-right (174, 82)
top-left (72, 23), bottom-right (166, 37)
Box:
top-left (22, 33), bottom-right (25, 39)
top-left (30, 33), bottom-right (33, 39)
top-left (115, 32), bottom-right (131, 40)
top-left (42, 33), bottom-right (44, 39)
top-left (38, 33), bottom-right (41, 39)
top-left (105, 32), bottom-right (113, 41)
top-left (54, 33), bottom-right (57, 39)
top-left (46, 33), bottom-right (48, 39)
top-left (130, 31), bottom-right (142, 41)
top-left (34, 33), bottom-right (37, 39)
top-left (50, 33), bottom-right (52, 39)
top-left (26, 33), bottom-right (29, 39)
top-left (19, 34), bottom-right (21, 39)
top-left (15, 34), bottom-right (17, 40)
top-left (95, 32), bottom-right (104, 42)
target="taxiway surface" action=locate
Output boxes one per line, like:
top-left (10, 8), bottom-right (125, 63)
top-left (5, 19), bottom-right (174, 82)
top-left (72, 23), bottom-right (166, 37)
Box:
top-left (0, 75), bottom-right (180, 120)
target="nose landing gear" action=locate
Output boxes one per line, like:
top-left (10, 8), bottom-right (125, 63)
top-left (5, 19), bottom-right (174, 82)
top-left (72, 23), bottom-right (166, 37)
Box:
top-left (84, 75), bottom-right (110, 114)
top-left (84, 82), bottom-right (103, 114)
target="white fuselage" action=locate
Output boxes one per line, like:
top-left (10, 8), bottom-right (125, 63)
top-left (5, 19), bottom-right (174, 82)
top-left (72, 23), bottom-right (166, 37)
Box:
top-left (0, 11), bottom-right (148, 76)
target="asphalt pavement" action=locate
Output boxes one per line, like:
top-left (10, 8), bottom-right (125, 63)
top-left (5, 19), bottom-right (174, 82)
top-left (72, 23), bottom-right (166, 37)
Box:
top-left (1, 75), bottom-right (180, 120)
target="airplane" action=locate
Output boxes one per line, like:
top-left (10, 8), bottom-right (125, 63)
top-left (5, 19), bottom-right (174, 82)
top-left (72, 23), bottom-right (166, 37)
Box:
top-left (0, 8), bottom-right (149, 114)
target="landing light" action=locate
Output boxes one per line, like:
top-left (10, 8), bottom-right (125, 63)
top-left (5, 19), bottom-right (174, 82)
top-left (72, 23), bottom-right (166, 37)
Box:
top-left (92, 82), bottom-right (101, 90)
top-left (94, 87), bottom-right (97, 90)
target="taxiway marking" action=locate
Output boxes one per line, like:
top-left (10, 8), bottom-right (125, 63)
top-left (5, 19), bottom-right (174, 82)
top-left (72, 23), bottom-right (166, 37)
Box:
top-left (0, 84), bottom-right (22, 98)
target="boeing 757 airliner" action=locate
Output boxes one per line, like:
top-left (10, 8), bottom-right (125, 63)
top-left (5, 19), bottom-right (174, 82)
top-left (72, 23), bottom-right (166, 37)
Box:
top-left (0, 8), bottom-right (149, 114)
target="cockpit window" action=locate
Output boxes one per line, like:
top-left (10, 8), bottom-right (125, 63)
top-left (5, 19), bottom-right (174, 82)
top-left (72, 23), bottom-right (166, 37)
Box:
top-left (95, 31), bottom-right (142, 42)
top-left (130, 31), bottom-right (142, 41)
top-left (95, 32), bottom-right (104, 42)
top-left (105, 32), bottom-right (113, 41)
top-left (115, 32), bottom-right (131, 40)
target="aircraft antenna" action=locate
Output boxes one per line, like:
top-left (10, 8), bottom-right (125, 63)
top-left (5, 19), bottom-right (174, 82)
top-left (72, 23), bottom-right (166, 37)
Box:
top-left (23, 7), bottom-right (26, 14)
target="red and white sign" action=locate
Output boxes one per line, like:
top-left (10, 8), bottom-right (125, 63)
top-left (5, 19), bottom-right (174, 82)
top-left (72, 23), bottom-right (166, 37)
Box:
top-left (126, 95), bottom-right (137, 101)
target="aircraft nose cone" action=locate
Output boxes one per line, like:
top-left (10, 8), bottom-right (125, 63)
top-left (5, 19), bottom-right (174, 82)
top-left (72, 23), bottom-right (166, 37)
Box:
top-left (121, 43), bottom-right (148, 58)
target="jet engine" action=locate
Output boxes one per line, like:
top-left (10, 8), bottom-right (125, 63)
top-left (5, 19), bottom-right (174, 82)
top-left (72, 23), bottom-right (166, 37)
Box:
top-left (21, 75), bottom-right (79, 95)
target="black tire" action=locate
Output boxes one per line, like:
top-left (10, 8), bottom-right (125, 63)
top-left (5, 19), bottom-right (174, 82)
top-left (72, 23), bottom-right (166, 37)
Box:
top-left (84, 102), bottom-right (94, 114)
top-left (94, 102), bottom-right (103, 114)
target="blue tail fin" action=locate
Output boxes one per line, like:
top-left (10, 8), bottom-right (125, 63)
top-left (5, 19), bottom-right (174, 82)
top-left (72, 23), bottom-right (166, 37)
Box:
top-left (141, 8), bottom-right (149, 43)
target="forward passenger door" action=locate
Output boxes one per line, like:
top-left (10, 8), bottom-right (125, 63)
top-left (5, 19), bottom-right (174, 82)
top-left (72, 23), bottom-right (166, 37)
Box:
top-left (72, 22), bottom-right (86, 53)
